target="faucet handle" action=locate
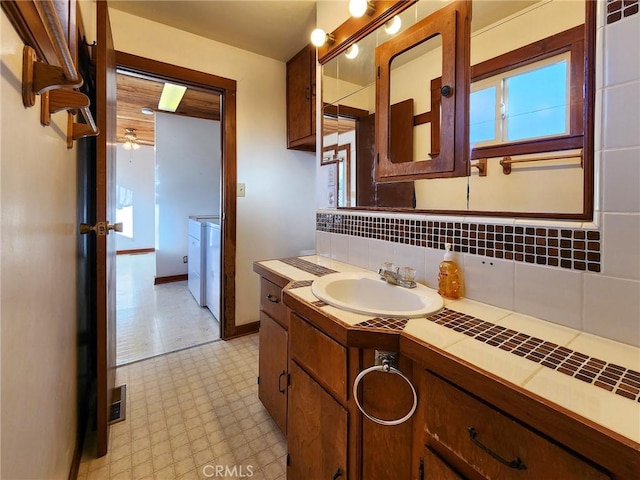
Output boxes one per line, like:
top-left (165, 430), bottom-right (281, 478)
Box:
top-left (399, 266), bottom-right (416, 283)
top-left (380, 261), bottom-right (398, 273)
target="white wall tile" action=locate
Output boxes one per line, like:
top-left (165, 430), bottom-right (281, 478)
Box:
top-left (515, 263), bottom-right (583, 329)
top-left (603, 81), bottom-right (640, 149)
top-left (348, 235), bottom-right (370, 269)
top-left (602, 148), bottom-right (640, 213)
top-left (316, 231), bottom-right (331, 257)
top-left (331, 233), bottom-right (349, 263)
top-left (593, 148), bottom-right (603, 214)
top-left (583, 274), bottom-right (640, 347)
top-left (368, 238), bottom-right (395, 271)
top-left (605, 12), bottom-right (640, 86)
top-left (393, 243), bottom-right (427, 284)
top-left (463, 254), bottom-right (515, 311)
top-left (601, 213), bottom-right (640, 280)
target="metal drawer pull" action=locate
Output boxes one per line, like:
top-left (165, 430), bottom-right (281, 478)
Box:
top-left (353, 353), bottom-right (418, 426)
top-left (467, 427), bottom-right (527, 470)
top-left (266, 294), bottom-right (279, 304)
top-left (278, 371), bottom-right (287, 394)
top-left (332, 468), bottom-right (343, 479)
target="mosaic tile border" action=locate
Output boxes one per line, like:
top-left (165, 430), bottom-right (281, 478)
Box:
top-left (427, 309), bottom-right (640, 403)
top-left (607, 0), bottom-right (639, 24)
top-left (317, 213), bottom-right (601, 272)
top-left (280, 257), bottom-right (337, 277)
top-left (356, 317), bottom-right (409, 331)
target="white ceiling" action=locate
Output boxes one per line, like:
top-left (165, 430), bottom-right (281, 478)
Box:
top-left (109, 0), bottom-right (318, 62)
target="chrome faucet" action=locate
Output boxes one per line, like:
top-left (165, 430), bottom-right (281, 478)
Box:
top-left (378, 263), bottom-right (417, 289)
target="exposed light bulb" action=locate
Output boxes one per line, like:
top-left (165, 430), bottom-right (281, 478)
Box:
top-left (311, 28), bottom-right (328, 47)
top-left (384, 16), bottom-right (402, 35)
top-left (345, 44), bottom-right (359, 59)
top-left (349, 0), bottom-right (368, 18)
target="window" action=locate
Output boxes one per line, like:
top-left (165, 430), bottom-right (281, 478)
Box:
top-left (470, 53), bottom-right (571, 147)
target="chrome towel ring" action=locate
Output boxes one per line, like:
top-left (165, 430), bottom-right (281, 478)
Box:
top-left (353, 352), bottom-right (418, 426)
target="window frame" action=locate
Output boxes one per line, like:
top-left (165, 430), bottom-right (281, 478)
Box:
top-left (469, 25), bottom-right (586, 160)
top-left (470, 51), bottom-right (573, 148)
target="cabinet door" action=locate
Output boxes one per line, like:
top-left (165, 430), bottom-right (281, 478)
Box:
top-left (288, 361), bottom-right (347, 479)
top-left (258, 312), bottom-right (288, 435)
top-left (286, 44), bottom-right (316, 150)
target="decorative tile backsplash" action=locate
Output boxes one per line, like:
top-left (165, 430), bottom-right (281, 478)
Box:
top-left (607, 0), bottom-right (639, 24)
top-left (317, 212), bottom-right (601, 272)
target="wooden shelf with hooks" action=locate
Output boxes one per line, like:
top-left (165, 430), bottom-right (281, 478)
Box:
top-left (12, 0), bottom-right (99, 148)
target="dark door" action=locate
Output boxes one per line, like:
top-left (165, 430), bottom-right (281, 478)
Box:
top-left (95, 0), bottom-right (117, 457)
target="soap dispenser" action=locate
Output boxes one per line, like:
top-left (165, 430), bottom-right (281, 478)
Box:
top-left (438, 243), bottom-right (461, 299)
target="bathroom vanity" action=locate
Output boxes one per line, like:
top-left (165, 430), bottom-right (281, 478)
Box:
top-left (254, 256), bottom-right (639, 480)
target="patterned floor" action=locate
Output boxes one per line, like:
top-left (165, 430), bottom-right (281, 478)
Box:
top-left (78, 334), bottom-right (287, 480)
top-left (116, 253), bottom-right (220, 366)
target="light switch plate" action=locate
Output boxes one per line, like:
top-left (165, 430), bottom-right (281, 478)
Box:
top-left (237, 183), bottom-right (246, 197)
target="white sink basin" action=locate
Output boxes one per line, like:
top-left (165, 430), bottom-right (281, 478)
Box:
top-left (311, 271), bottom-right (443, 318)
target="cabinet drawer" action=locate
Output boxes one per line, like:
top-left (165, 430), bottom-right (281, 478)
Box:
top-left (289, 313), bottom-right (347, 401)
top-left (260, 277), bottom-right (286, 328)
top-left (423, 446), bottom-right (463, 480)
top-left (425, 372), bottom-right (610, 480)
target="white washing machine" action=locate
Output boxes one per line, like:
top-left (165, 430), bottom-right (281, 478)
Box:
top-left (187, 218), bottom-right (206, 306)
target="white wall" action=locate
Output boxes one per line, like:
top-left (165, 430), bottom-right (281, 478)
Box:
top-left (155, 113), bottom-right (220, 277)
top-left (316, 3), bottom-right (640, 347)
top-left (79, 7), bottom-right (318, 326)
top-left (1, 11), bottom-right (77, 479)
top-left (115, 143), bottom-right (155, 251)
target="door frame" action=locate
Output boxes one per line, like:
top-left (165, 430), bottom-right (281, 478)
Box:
top-left (116, 52), bottom-right (238, 339)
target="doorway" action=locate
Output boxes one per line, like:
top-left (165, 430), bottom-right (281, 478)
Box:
top-left (115, 52), bottom-right (238, 349)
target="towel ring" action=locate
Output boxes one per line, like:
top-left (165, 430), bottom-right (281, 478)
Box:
top-left (353, 360), bottom-right (418, 426)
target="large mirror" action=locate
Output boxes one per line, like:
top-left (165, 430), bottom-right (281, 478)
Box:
top-left (320, 0), bottom-right (594, 219)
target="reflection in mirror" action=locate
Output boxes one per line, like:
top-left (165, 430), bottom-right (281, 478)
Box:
top-left (322, 116), bottom-right (356, 207)
top-left (320, 0), bottom-right (593, 219)
top-left (389, 34), bottom-right (442, 164)
top-left (467, 0), bottom-right (587, 214)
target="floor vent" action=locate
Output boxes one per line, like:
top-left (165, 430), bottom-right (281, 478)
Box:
top-left (109, 384), bottom-right (126, 424)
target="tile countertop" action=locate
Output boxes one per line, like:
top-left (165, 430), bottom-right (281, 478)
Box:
top-left (257, 255), bottom-right (640, 445)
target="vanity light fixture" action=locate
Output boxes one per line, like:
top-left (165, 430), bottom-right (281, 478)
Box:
top-left (311, 28), bottom-right (335, 48)
top-left (384, 15), bottom-right (402, 35)
top-left (158, 82), bottom-right (187, 112)
top-left (349, 0), bottom-right (375, 18)
top-left (122, 128), bottom-right (140, 151)
top-left (345, 43), bottom-right (359, 59)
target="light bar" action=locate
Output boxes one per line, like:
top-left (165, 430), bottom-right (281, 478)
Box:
top-left (158, 83), bottom-right (187, 112)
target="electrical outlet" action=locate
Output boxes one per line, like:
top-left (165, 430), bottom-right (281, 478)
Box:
top-left (237, 183), bottom-right (246, 197)
top-left (183, 255), bottom-right (188, 263)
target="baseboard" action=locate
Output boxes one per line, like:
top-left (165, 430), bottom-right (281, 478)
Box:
top-left (116, 248), bottom-right (155, 255)
top-left (230, 321), bottom-right (260, 338)
top-left (154, 274), bottom-right (188, 285)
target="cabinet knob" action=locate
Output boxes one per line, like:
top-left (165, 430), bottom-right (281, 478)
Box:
top-left (266, 294), bottom-right (280, 304)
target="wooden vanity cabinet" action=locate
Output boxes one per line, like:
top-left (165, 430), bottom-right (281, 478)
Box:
top-left (420, 370), bottom-right (610, 480)
top-left (286, 44), bottom-right (316, 151)
top-left (257, 277), bottom-right (288, 435)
